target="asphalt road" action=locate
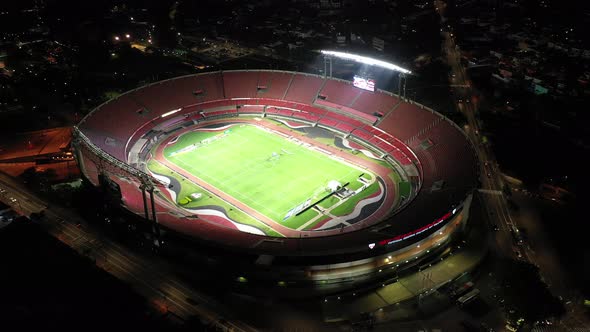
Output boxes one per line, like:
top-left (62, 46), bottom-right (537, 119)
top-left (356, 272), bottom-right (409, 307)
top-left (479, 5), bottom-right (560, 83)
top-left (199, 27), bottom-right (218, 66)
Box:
top-left (435, 1), bottom-right (589, 329)
top-left (0, 172), bottom-right (257, 332)
top-left (437, 1), bottom-right (523, 260)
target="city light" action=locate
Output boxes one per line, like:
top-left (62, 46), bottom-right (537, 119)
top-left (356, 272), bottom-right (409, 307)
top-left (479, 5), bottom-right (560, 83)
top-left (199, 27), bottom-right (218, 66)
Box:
top-left (125, 34), bottom-right (131, 39)
top-left (320, 50), bottom-right (412, 74)
top-left (114, 36), bottom-right (120, 41)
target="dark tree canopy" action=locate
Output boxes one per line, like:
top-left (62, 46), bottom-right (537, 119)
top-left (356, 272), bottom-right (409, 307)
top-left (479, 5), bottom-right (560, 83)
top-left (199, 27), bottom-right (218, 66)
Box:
top-left (498, 258), bottom-right (565, 322)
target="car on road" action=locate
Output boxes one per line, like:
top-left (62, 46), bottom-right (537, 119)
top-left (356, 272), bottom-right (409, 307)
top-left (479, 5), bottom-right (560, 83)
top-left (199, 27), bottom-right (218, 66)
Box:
top-left (492, 224), bottom-right (500, 231)
top-left (9, 197), bottom-right (17, 203)
top-left (511, 228), bottom-right (524, 245)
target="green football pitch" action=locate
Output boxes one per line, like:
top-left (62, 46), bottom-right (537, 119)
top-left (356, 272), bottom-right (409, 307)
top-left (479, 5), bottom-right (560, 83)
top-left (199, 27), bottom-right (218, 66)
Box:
top-left (161, 124), bottom-right (367, 225)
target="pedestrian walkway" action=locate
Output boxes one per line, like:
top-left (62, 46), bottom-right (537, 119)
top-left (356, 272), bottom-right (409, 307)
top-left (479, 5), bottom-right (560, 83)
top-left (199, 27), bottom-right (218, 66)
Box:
top-left (322, 219), bottom-right (488, 322)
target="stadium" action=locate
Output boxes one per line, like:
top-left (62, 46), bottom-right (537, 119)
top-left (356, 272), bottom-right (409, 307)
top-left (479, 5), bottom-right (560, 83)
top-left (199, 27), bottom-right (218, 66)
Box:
top-left (73, 68), bottom-right (478, 287)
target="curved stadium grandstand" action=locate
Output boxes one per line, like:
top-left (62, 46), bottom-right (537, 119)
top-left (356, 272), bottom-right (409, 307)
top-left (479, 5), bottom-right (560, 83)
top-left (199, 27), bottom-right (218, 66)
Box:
top-left (74, 70), bottom-right (478, 257)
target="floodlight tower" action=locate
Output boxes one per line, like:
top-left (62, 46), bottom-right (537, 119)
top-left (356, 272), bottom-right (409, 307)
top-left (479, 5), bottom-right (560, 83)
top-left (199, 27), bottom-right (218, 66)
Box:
top-left (399, 73), bottom-right (407, 99)
top-left (323, 54), bottom-right (333, 78)
top-left (320, 50), bottom-right (412, 98)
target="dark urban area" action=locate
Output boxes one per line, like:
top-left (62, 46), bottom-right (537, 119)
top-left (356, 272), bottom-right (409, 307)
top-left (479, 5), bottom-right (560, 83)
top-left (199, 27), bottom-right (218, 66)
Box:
top-left (1, 0), bottom-right (589, 331)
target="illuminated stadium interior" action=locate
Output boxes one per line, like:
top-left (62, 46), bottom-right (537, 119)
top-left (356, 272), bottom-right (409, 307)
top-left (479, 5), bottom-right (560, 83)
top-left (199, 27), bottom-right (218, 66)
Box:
top-left (74, 70), bottom-right (478, 256)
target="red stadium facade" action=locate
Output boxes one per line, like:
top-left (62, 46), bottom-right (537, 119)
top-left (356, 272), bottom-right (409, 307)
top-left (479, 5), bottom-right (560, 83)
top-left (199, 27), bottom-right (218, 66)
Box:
top-left (74, 70), bottom-right (478, 259)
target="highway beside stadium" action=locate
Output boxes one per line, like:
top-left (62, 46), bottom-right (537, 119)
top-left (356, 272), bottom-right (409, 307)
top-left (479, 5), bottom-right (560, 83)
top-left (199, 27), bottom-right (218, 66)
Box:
top-left (437, 0), bottom-right (590, 329)
top-left (0, 172), bottom-right (256, 332)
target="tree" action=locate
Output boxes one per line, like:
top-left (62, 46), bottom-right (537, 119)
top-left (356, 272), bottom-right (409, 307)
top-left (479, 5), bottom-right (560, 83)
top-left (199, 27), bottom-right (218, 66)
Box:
top-left (20, 167), bottom-right (59, 193)
top-left (498, 258), bottom-right (565, 323)
top-left (20, 167), bottom-right (42, 190)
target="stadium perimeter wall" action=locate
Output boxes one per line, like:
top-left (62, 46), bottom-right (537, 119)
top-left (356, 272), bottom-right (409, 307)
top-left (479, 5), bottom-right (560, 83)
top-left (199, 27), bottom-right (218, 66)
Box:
top-left (74, 70), bottom-right (478, 260)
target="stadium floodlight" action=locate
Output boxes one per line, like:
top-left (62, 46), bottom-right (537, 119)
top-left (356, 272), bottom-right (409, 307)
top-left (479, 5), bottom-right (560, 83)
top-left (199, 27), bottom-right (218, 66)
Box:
top-left (320, 50), bottom-right (412, 75)
top-left (161, 108), bottom-right (181, 118)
